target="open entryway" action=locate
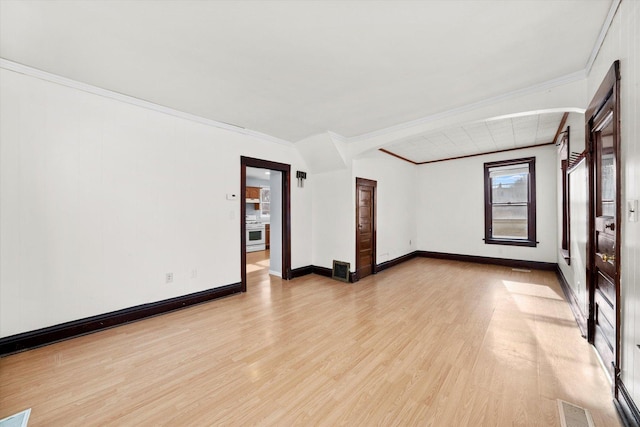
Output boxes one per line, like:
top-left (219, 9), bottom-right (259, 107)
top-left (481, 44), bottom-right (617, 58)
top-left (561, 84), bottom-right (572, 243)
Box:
top-left (240, 157), bottom-right (291, 291)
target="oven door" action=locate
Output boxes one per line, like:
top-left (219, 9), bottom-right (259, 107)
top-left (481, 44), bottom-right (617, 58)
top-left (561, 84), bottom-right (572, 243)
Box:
top-left (246, 228), bottom-right (265, 245)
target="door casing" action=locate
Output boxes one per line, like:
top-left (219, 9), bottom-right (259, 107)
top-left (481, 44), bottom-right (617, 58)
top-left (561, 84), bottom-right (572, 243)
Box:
top-left (240, 157), bottom-right (291, 291)
top-left (585, 60), bottom-right (621, 394)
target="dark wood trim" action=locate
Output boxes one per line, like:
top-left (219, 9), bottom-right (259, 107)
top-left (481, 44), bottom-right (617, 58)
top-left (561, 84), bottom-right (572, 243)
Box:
top-left (416, 251), bottom-right (556, 271)
top-left (568, 151), bottom-right (587, 172)
top-left (615, 379), bottom-right (640, 427)
top-left (376, 251), bottom-right (417, 273)
top-left (379, 142), bottom-right (554, 165)
top-left (241, 162), bottom-right (247, 290)
top-left (0, 283), bottom-right (242, 356)
top-left (355, 177), bottom-right (377, 282)
top-left (290, 265), bottom-right (313, 278)
top-left (585, 60), bottom-right (621, 392)
top-left (559, 124), bottom-right (571, 258)
top-left (552, 112), bottom-right (570, 146)
top-left (585, 60), bottom-right (620, 120)
top-left (241, 156), bottom-right (292, 292)
top-left (378, 148), bottom-right (419, 165)
top-left (293, 252), bottom-right (418, 281)
top-left (483, 156), bottom-right (537, 248)
top-left (555, 266), bottom-right (588, 337)
top-left (561, 158), bottom-right (570, 258)
top-left (289, 265), bottom-right (351, 281)
top-left (312, 266), bottom-right (333, 278)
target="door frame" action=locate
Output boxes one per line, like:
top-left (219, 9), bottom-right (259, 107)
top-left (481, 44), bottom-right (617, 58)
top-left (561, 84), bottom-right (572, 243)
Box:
top-left (585, 60), bottom-right (621, 392)
top-left (241, 156), bottom-right (291, 292)
top-left (355, 177), bottom-right (377, 281)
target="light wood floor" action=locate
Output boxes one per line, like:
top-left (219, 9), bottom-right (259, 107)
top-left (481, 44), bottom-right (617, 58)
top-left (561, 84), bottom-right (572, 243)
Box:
top-left (0, 256), bottom-right (622, 426)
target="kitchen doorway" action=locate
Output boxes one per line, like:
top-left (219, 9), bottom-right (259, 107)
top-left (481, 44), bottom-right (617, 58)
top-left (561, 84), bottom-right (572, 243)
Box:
top-left (240, 157), bottom-right (291, 292)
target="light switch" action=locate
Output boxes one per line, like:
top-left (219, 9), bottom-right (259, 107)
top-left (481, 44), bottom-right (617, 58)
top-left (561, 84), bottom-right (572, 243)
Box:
top-left (628, 200), bottom-right (638, 222)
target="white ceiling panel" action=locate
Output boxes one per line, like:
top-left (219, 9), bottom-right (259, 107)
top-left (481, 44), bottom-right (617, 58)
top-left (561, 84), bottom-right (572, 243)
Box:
top-left (383, 112), bottom-right (568, 163)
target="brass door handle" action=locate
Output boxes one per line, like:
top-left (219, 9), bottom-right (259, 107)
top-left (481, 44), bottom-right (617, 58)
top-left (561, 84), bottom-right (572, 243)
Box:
top-left (601, 253), bottom-right (615, 262)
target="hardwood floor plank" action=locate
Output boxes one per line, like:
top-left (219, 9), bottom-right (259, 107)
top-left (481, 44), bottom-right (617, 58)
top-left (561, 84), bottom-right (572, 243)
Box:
top-left (0, 256), bottom-right (622, 426)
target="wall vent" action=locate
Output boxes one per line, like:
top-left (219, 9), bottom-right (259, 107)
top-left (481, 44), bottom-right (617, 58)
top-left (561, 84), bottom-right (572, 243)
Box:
top-left (332, 260), bottom-right (350, 283)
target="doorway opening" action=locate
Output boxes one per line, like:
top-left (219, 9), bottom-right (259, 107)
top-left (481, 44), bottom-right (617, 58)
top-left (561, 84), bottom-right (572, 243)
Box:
top-left (241, 157), bottom-right (291, 292)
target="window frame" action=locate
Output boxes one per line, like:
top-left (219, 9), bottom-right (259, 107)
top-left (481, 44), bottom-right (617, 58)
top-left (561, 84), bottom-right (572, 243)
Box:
top-left (483, 156), bottom-right (537, 247)
top-left (558, 127), bottom-right (571, 263)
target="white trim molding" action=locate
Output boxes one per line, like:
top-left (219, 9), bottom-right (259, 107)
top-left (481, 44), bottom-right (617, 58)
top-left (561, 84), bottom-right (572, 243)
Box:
top-left (585, 0), bottom-right (622, 74)
top-left (0, 58), bottom-right (293, 147)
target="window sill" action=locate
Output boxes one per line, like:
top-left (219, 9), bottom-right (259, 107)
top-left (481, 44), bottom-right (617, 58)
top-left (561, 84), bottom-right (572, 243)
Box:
top-left (484, 238), bottom-right (537, 248)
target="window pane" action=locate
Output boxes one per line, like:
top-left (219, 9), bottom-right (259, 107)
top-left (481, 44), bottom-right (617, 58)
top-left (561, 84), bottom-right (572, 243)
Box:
top-left (492, 205), bottom-right (528, 239)
top-left (491, 173), bottom-right (528, 204)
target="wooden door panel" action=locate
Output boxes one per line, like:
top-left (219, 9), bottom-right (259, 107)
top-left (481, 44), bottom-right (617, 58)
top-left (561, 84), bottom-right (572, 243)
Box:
top-left (596, 272), bottom-right (616, 304)
top-left (356, 178), bottom-right (376, 280)
top-left (587, 72), bottom-right (620, 389)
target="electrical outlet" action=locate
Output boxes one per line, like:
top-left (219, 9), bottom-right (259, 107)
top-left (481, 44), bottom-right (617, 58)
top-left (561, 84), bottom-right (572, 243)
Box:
top-left (166, 273), bottom-right (173, 283)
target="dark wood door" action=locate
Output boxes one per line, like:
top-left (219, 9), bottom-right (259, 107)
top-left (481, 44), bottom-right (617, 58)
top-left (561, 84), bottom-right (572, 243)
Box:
top-left (356, 178), bottom-right (376, 280)
top-left (589, 98), bottom-right (620, 384)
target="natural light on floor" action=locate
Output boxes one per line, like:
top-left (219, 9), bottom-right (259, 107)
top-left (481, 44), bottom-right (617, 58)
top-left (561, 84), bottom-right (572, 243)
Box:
top-left (502, 280), bottom-right (564, 300)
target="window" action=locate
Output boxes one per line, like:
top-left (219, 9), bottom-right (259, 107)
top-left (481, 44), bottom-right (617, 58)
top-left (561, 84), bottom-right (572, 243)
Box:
top-left (260, 187), bottom-right (270, 217)
top-left (484, 157), bottom-right (537, 247)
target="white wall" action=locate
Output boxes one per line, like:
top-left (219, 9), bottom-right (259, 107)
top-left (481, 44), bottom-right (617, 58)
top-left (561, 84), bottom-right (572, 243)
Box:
top-left (557, 113), bottom-right (588, 314)
top-left (585, 0), bottom-right (640, 406)
top-left (0, 68), bottom-right (312, 337)
top-left (311, 151), bottom-right (417, 272)
top-left (269, 171), bottom-right (282, 277)
top-left (352, 151), bottom-right (417, 265)
top-left (311, 168), bottom-right (354, 269)
top-left (417, 145), bottom-right (557, 263)
top-left (566, 161), bottom-right (589, 315)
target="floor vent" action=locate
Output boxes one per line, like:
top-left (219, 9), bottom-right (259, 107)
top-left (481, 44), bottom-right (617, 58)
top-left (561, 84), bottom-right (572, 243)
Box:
top-left (557, 399), bottom-right (594, 427)
top-left (332, 260), bottom-right (350, 282)
top-left (511, 268), bottom-right (531, 273)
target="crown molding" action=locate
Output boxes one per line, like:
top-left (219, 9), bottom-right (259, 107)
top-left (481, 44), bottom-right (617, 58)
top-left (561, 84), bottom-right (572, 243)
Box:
top-left (343, 68), bottom-right (587, 144)
top-left (585, 0), bottom-right (622, 74)
top-left (0, 58), bottom-right (293, 147)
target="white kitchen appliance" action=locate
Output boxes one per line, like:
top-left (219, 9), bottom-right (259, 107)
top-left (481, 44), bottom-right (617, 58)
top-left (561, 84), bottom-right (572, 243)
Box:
top-left (246, 215), bottom-right (266, 252)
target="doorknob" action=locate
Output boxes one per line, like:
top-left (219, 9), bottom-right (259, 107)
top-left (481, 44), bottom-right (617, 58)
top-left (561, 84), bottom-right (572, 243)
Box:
top-left (601, 253), bottom-right (615, 262)
top-left (605, 223), bottom-right (615, 231)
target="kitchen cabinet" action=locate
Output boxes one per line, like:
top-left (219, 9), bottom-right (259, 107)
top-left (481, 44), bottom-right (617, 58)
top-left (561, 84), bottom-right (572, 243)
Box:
top-left (265, 224), bottom-right (270, 250)
top-left (246, 186), bottom-right (260, 200)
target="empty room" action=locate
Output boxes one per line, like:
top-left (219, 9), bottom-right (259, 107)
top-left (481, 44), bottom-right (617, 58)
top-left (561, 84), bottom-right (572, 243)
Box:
top-left (1, 1), bottom-right (639, 425)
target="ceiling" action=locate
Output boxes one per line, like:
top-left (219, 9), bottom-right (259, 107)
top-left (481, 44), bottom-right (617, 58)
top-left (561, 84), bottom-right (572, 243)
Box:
top-left (0, 0), bottom-right (612, 154)
top-left (382, 111), bottom-right (568, 164)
